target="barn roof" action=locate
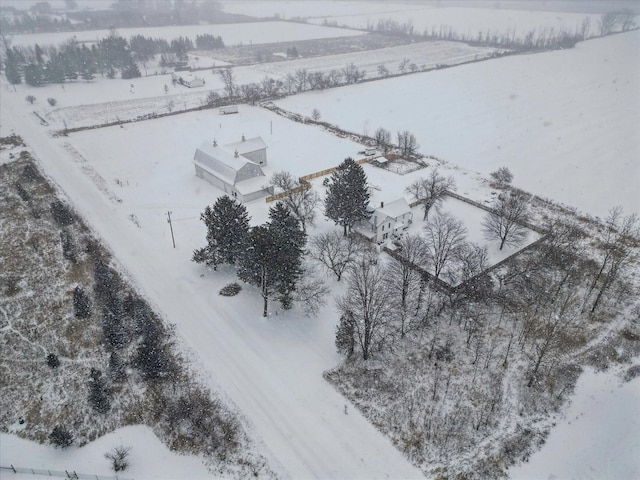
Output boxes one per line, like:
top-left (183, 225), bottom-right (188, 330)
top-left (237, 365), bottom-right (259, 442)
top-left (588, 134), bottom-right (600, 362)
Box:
top-left (194, 141), bottom-right (258, 184)
top-left (225, 137), bottom-right (267, 155)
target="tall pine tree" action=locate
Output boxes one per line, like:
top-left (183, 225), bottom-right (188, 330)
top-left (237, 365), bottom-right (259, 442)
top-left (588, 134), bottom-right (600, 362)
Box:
top-left (268, 202), bottom-right (306, 310)
top-left (324, 158), bottom-right (371, 236)
top-left (238, 203), bottom-right (306, 316)
top-left (192, 195), bottom-right (250, 270)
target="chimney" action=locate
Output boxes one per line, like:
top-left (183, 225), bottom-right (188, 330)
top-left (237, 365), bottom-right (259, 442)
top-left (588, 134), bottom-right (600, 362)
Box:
top-left (380, 201), bottom-right (384, 208)
top-left (234, 149), bottom-right (239, 158)
top-left (241, 134), bottom-right (246, 142)
top-left (212, 139), bottom-right (217, 147)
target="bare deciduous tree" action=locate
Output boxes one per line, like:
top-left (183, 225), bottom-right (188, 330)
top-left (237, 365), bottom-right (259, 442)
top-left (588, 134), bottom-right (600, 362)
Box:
top-left (374, 127), bottom-right (392, 153)
top-left (311, 108), bottom-right (321, 121)
top-left (269, 171), bottom-right (320, 233)
top-left (336, 254), bottom-right (392, 360)
top-left (311, 231), bottom-right (363, 281)
top-left (396, 130), bottom-right (419, 157)
top-left (482, 191), bottom-right (529, 250)
top-left (386, 234), bottom-right (427, 337)
top-left (219, 67), bottom-right (236, 97)
top-left (423, 212), bottom-right (467, 279)
top-left (489, 167), bottom-right (513, 186)
top-left (406, 168), bottom-right (456, 221)
top-left (586, 206), bottom-right (638, 313)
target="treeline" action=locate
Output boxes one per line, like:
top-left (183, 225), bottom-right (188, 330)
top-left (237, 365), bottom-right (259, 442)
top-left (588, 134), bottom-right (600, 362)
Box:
top-left (3, 33), bottom-right (224, 86)
top-left (0, 1), bottom-right (252, 35)
top-left (363, 10), bottom-right (637, 51)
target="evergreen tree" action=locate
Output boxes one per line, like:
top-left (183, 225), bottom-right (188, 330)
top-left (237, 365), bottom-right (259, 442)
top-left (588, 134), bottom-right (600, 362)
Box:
top-left (324, 157), bottom-right (371, 236)
top-left (192, 195), bottom-right (250, 270)
top-left (121, 59), bottom-right (141, 79)
top-left (267, 202), bottom-right (306, 309)
top-left (133, 314), bottom-right (174, 381)
top-left (23, 63), bottom-right (44, 86)
top-left (238, 225), bottom-right (276, 317)
top-left (73, 286), bottom-right (92, 318)
top-left (88, 368), bottom-right (110, 413)
top-left (4, 48), bottom-right (22, 84)
top-left (335, 311), bottom-right (356, 356)
top-left (49, 425), bottom-right (73, 448)
top-left (238, 204), bottom-right (306, 315)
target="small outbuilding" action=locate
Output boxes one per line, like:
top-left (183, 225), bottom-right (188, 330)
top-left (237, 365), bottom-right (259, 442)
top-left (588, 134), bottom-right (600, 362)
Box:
top-left (193, 136), bottom-right (272, 202)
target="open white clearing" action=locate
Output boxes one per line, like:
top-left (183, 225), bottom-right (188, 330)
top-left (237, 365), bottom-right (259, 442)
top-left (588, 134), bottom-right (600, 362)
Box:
top-left (509, 366), bottom-right (640, 480)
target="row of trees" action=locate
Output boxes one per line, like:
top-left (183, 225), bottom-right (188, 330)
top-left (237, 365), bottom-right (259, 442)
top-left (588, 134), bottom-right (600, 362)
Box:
top-left (3, 32), bottom-right (225, 85)
top-left (365, 11), bottom-right (636, 50)
top-left (215, 62), bottom-right (366, 100)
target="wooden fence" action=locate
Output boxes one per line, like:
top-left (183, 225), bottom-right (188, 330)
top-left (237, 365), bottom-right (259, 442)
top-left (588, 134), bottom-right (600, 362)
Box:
top-left (267, 159), bottom-right (368, 203)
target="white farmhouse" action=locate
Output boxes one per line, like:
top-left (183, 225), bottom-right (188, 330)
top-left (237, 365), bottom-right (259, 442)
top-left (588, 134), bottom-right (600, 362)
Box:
top-left (356, 198), bottom-right (413, 243)
top-left (193, 136), bottom-right (272, 202)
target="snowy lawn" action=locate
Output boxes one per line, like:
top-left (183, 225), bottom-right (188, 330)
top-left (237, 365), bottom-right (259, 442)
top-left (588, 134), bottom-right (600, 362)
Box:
top-left (275, 31), bottom-right (640, 218)
top-left (8, 21), bottom-right (364, 49)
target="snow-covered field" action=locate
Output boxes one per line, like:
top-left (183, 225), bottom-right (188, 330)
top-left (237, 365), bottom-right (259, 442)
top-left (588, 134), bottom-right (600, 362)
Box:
top-left (8, 21), bottom-right (364, 49)
top-left (510, 364), bottom-right (640, 480)
top-left (308, 7), bottom-right (602, 40)
top-left (276, 31), bottom-right (640, 218)
top-left (243, 39), bottom-right (498, 78)
top-left (222, 1), bottom-right (604, 41)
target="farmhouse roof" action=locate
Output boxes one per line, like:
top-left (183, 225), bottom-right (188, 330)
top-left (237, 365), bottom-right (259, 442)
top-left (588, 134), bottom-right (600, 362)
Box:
top-left (376, 198), bottom-right (411, 219)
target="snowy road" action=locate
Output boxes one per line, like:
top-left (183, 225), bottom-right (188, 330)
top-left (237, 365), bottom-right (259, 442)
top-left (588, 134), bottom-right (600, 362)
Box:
top-left (1, 86), bottom-right (424, 479)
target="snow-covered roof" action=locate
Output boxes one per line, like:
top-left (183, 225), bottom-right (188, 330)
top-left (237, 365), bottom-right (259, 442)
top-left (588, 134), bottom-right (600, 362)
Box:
top-left (235, 175), bottom-right (268, 195)
top-left (225, 137), bottom-right (267, 155)
top-left (376, 198), bottom-right (411, 219)
top-left (194, 141), bottom-right (257, 184)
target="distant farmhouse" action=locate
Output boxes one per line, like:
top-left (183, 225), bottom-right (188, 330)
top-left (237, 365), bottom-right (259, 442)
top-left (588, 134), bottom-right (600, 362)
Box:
top-left (193, 136), bottom-right (273, 202)
top-left (356, 198), bottom-right (413, 243)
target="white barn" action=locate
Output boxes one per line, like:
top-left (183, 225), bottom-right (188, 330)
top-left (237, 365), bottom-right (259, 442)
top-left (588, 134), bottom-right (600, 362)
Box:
top-left (193, 136), bottom-right (272, 202)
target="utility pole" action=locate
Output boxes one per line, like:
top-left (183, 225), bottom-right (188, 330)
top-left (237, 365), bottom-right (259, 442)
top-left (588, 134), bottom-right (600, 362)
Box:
top-left (166, 211), bottom-right (175, 248)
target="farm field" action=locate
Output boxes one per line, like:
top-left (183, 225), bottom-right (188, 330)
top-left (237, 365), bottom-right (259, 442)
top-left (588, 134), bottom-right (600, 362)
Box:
top-left (12, 39), bottom-right (500, 131)
top-left (276, 30), bottom-right (640, 218)
top-left (222, 1), bottom-right (605, 41)
top-left (8, 21), bottom-right (365, 49)
top-left (220, 0), bottom-right (425, 20)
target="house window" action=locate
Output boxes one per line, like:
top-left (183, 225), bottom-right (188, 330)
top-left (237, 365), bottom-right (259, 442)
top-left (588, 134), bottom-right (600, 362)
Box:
top-left (382, 225), bottom-right (384, 231)
top-left (388, 222), bottom-right (391, 228)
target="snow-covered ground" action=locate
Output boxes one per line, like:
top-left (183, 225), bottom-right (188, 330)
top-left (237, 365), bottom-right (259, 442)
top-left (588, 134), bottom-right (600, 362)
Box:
top-left (0, 426), bottom-right (212, 480)
top-left (276, 31), bottom-right (640, 218)
top-left (510, 365), bottom-right (640, 480)
top-left (1, 88), bottom-right (424, 479)
top-left (2, 9), bottom-right (639, 479)
top-left (8, 21), bottom-right (364, 49)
